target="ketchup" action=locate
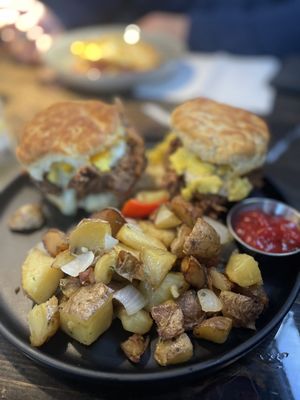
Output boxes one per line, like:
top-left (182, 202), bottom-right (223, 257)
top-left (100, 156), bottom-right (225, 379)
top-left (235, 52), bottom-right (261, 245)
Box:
top-left (235, 209), bottom-right (300, 253)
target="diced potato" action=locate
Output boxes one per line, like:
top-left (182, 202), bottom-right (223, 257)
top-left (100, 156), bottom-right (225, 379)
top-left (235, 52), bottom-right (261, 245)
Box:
top-left (154, 204), bottom-right (182, 229)
top-left (181, 256), bottom-right (207, 289)
top-left (114, 243), bottom-right (140, 259)
top-left (59, 277), bottom-right (81, 298)
top-left (220, 290), bottom-right (264, 330)
top-left (59, 283), bottom-right (113, 345)
top-left (116, 251), bottom-right (144, 281)
top-left (151, 300), bottom-right (184, 339)
top-left (22, 248), bottom-right (63, 304)
top-left (193, 316), bottom-right (232, 344)
top-left (141, 247), bottom-right (176, 288)
top-left (183, 218), bottom-right (221, 259)
top-left (225, 253), bottom-right (263, 287)
top-left (28, 296), bottom-right (60, 347)
top-left (208, 267), bottom-right (232, 291)
top-left (140, 272), bottom-right (189, 311)
top-left (118, 308), bottom-right (153, 335)
top-left (91, 208), bottom-right (126, 237)
top-left (135, 190), bottom-right (169, 203)
top-left (138, 220), bottom-right (176, 247)
top-left (52, 250), bottom-right (75, 269)
top-left (170, 224), bottom-right (192, 258)
top-left (94, 250), bottom-right (117, 284)
top-left (116, 223), bottom-right (166, 251)
top-left (42, 229), bottom-right (68, 257)
top-left (170, 196), bottom-right (202, 228)
top-left (69, 218), bottom-right (111, 253)
top-left (121, 334), bottom-right (150, 363)
top-left (154, 333), bottom-right (193, 366)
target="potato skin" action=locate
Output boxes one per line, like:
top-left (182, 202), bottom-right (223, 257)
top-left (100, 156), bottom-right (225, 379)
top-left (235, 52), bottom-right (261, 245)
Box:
top-left (177, 290), bottom-right (205, 331)
top-left (151, 300), bottom-right (184, 340)
top-left (121, 334), bottom-right (150, 363)
top-left (171, 225), bottom-right (192, 258)
top-left (42, 229), bottom-right (68, 257)
top-left (220, 290), bottom-right (264, 330)
top-left (183, 218), bottom-right (221, 259)
top-left (59, 282), bottom-right (113, 345)
top-left (181, 256), bottom-right (207, 289)
top-left (154, 333), bottom-right (193, 366)
top-left (193, 316), bottom-right (232, 344)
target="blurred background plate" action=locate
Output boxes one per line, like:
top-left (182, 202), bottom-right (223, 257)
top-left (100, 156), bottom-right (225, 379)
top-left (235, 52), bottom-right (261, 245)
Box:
top-left (43, 24), bottom-right (184, 93)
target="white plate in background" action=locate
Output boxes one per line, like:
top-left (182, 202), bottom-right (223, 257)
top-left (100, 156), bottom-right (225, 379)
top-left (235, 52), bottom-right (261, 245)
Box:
top-left (43, 24), bottom-right (184, 93)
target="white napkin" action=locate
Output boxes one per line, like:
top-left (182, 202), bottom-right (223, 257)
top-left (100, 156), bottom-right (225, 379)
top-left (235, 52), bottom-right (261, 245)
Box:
top-left (134, 52), bottom-right (281, 115)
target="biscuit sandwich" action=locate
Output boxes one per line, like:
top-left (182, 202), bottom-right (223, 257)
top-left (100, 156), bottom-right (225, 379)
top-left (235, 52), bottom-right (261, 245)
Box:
top-left (148, 98), bottom-right (270, 213)
top-left (16, 100), bottom-right (146, 215)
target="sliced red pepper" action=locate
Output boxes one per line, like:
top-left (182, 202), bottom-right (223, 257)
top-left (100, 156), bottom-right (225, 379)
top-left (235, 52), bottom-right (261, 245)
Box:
top-left (121, 198), bottom-right (166, 218)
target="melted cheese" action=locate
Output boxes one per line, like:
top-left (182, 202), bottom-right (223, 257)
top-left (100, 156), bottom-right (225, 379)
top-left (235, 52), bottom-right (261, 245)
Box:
top-left (90, 140), bottom-right (126, 172)
top-left (169, 147), bottom-right (252, 201)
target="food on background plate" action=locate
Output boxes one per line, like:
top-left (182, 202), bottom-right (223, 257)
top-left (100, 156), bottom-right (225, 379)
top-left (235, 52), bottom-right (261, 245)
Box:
top-left (70, 33), bottom-right (161, 76)
top-left (21, 205), bottom-right (268, 367)
top-left (8, 203), bottom-right (45, 232)
top-left (16, 100), bottom-right (146, 215)
top-left (147, 98), bottom-right (270, 215)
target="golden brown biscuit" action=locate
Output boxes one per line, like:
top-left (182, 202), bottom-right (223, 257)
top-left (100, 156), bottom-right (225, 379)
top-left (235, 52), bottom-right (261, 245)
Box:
top-left (171, 98), bottom-right (270, 174)
top-left (16, 100), bottom-right (123, 166)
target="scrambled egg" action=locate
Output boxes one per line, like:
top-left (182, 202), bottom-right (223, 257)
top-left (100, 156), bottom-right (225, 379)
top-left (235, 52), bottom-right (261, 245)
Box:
top-left (170, 147), bottom-right (252, 201)
top-left (148, 134), bottom-right (252, 202)
top-left (90, 140), bottom-right (126, 172)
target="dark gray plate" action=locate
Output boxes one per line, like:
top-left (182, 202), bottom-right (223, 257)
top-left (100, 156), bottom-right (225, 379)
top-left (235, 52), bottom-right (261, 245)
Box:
top-left (0, 174), bottom-right (299, 383)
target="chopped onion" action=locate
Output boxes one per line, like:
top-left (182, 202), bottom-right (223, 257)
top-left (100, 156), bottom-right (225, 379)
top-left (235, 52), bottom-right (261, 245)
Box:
top-left (203, 216), bottom-right (232, 245)
top-left (104, 234), bottom-right (118, 250)
top-left (113, 285), bottom-right (147, 315)
top-left (61, 251), bottom-right (94, 277)
top-left (197, 289), bottom-right (223, 312)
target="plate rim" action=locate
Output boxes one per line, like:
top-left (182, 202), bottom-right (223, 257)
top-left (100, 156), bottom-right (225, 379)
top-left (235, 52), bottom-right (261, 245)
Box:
top-left (0, 174), bottom-right (299, 382)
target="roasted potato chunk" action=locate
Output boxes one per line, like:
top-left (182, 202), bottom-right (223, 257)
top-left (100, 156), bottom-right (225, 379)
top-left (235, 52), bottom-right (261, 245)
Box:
top-left (225, 253), bottom-right (263, 287)
top-left (141, 247), bottom-right (176, 288)
top-left (28, 296), bottom-right (60, 347)
top-left (59, 283), bottom-right (113, 345)
top-left (208, 267), bottom-right (232, 291)
top-left (59, 277), bottom-right (81, 298)
top-left (94, 250), bottom-right (117, 284)
top-left (22, 248), bottom-right (63, 304)
top-left (91, 208), bottom-right (126, 237)
top-left (115, 251), bottom-right (144, 282)
top-left (151, 300), bottom-right (184, 340)
top-left (154, 204), bottom-right (182, 229)
top-left (69, 218), bottom-right (111, 253)
top-left (170, 196), bottom-right (202, 228)
top-left (181, 256), bottom-right (207, 289)
top-left (138, 220), bottom-right (176, 248)
top-left (220, 290), bottom-right (264, 330)
top-left (52, 250), bottom-right (75, 269)
top-left (154, 333), bottom-right (193, 366)
top-left (193, 316), bottom-right (232, 344)
top-left (118, 308), bottom-right (153, 335)
top-left (183, 218), bottom-right (221, 260)
top-left (121, 334), bottom-right (150, 363)
top-left (170, 224), bottom-right (192, 258)
top-left (140, 272), bottom-right (189, 311)
top-left (234, 284), bottom-right (269, 309)
top-left (42, 229), bottom-right (68, 257)
top-left (117, 223), bottom-right (166, 251)
top-left (177, 290), bottom-right (205, 331)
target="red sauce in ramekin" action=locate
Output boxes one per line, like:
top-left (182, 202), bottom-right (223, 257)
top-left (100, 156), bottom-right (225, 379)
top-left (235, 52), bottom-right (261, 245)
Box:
top-left (235, 209), bottom-right (300, 253)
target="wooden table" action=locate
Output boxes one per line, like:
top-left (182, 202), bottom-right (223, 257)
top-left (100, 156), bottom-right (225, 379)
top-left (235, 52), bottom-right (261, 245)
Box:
top-left (0, 54), bottom-right (299, 400)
